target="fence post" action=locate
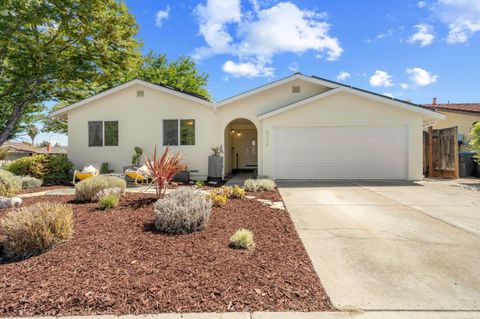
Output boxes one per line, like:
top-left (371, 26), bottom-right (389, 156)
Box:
top-left (428, 126), bottom-right (433, 177)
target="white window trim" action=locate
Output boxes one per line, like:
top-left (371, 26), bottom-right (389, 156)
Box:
top-left (163, 119), bottom-right (196, 146)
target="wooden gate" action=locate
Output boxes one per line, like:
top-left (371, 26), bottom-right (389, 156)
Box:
top-left (424, 126), bottom-right (459, 178)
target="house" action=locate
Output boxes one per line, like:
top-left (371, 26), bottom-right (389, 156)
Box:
top-left (0, 141), bottom-right (67, 166)
top-left (423, 99), bottom-right (480, 151)
top-left (49, 73), bottom-right (444, 181)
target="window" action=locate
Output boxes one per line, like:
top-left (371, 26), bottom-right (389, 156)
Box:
top-left (104, 121), bottom-right (119, 146)
top-left (88, 121), bottom-right (103, 147)
top-left (180, 119), bottom-right (195, 145)
top-left (163, 120), bottom-right (178, 146)
top-left (88, 121), bottom-right (118, 147)
top-left (163, 119), bottom-right (195, 146)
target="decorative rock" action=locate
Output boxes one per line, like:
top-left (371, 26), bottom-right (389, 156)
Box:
top-left (245, 195), bottom-right (256, 199)
top-left (0, 197), bottom-right (22, 209)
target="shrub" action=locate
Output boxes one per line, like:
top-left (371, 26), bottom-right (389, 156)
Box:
top-left (244, 179), bottom-right (276, 192)
top-left (20, 176), bottom-right (43, 189)
top-left (6, 154), bottom-right (47, 179)
top-left (145, 146), bottom-right (186, 199)
top-left (93, 187), bottom-right (123, 201)
top-left (1, 202), bottom-right (73, 259)
top-left (231, 185), bottom-right (246, 199)
top-left (195, 180), bottom-right (205, 187)
top-left (5, 154), bottom-right (73, 185)
top-left (208, 192), bottom-right (228, 207)
top-left (99, 194), bottom-right (119, 210)
top-left (229, 228), bottom-right (255, 250)
top-left (75, 175), bottom-right (126, 201)
top-left (0, 169), bottom-right (21, 197)
top-left (470, 122), bottom-right (480, 162)
top-left (154, 187), bottom-right (212, 234)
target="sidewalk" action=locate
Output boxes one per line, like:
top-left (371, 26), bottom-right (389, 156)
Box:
top-left (13, 311), bottom-right (480, 319)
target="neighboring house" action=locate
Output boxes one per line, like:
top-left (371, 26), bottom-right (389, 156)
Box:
top-left (423, 99), bottom-right (480, 151)
top-left (0, 141), bottom-right (67, 166)
top-left (50, 73), bottom-right (444, 181)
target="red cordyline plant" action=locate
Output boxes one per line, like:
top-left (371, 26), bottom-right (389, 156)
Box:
top-left (145, 146), bottom-right (186, 199)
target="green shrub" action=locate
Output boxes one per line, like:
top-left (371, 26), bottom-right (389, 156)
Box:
top-left (244, 179), bottom-right (276, 192)
top-left (75, 175), bottom-right (126, 201)
top-left (43, 155), bottom-right (73, 185)
top-left (99, 194), bottom-right (119, 210)
top-left (5, 154), bottom-right (72, 185)
top-left (195, 180), bottom-right (205, 187)
top-left (154, 187), bottom-right (212, 234)
top-left (229, 228), bottom-right (255, 250)
top-left (0, 169), bottom-right (21, 197)
top-left (20, 176), bottom-right (43, 189)
top-left (470, 122), bottom-right (480, 162)
top-left (1, 202), bottom-right (73, 259)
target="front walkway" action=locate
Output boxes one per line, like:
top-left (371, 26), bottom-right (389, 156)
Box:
top-left (225, 172), bottom-right (253, 186)
top-left (279, 179), bottom-right (480, 311)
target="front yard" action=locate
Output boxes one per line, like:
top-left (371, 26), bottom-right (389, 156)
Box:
top-left (0, 189), bottom-right (332, 316)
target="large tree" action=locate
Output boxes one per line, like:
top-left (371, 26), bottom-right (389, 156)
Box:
top-left (0, 0), bottom-right (141, 146)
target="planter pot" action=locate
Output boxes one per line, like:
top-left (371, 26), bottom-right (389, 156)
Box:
top-left (208, 155), bottom-right (223, 180)
top-left (173, 170), bottom-right (190, 183)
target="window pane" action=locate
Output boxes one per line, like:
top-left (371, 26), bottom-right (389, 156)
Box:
top-left (104, 121), bottom-right (119, 146)
top-left (88, 121), bottom-right (103, 147)
top-left (163, 120), bottom-right (178, 145)
top-left (180, 119), bottom-right (195, 145)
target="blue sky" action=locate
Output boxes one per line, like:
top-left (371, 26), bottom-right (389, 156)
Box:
top-left (35, 0), bottom-right (480, 145)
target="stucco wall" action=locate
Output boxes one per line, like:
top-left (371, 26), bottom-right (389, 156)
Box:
top-left (68, 84), bottom-right (215, 178)
top-left (432, 111), bottom-right (480, 151)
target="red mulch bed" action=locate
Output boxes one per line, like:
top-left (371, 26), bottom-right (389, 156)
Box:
top-left (0, 190), bottom-right (332, 316)
top-left (17, 185), bottom-right (69, 194)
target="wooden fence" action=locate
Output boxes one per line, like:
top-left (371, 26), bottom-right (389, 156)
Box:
top-left (424, 126), bottom-right (459, 178)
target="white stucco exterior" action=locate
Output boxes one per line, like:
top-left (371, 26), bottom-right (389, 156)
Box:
top-left (51, 75), bottom-right (444, 181)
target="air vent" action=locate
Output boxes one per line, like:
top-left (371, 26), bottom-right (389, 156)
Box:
top-left (137, 90), bottom-right (144, 97)
top-left (292, 85), bottom-right (301, 93)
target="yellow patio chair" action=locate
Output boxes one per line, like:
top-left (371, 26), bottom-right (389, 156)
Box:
top-left (124, 167), bottom-right (152, 186)
top-left (72, 169), bottom-right (99, 184)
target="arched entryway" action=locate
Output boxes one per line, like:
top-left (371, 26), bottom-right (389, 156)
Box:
top-left (224, 118), bottom-right (258, 176)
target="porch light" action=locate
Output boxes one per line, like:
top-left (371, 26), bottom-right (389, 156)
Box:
top-left (237, 132), bottom-right (241, 137)
top-left (231, 129), bottom-right (235, 134)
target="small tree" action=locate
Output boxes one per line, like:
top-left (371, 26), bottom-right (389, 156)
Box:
top-left (131, 146), bottom-right (144, 167)
top-left (469, 122), bottom-right (480, 162)
top-left (145, 146), bottom-right (185, 199)
top-left (26, 125), bottom-right (39, 145)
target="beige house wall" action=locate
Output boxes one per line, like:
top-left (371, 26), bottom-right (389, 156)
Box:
top-left (432, 111), bottom-right (480, 151)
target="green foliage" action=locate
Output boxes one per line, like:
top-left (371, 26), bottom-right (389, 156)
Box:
top-left (21, 176), bottom-right (43, 189)
top-left (1, 202), bottom-right (73, 260)
top-left (100, 162), bottom-right (110, 174)
top-left (137, 51), bottom-right (210, 100)
top-left (26, 125), bottom-right (39, 145)
top-left (6, 155), bottom-right (47, 179)
top-left (195, 180), bottom-right (205, 187)
top-left (231, 185), bottom-right (246, 199)
top-left (37, 140), bottom-right (50, 148)
top-left (99, 194), bottom-right (120, 210)
top-left (0, 147), bottom-right (8, 160)
top-left (131, 146), bottom-right (143, 166)
top-left (0, 169), bottom-right (21, 197)
top-left (244, 179), bottom-right (276, 192)
top-left (469, 122), bottom-right (480, 162)
top-left (229, 229), bottom-right (255, 250)
top-left (75, 175), bottom-right (126, 201)
top-left (5, 154), bottom-right (72, 185)
top-left (154, 188), bottom-right (212, 234)
top-left (0, 0), bottom-right (141, 143)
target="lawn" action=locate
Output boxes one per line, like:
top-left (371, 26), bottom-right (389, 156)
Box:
top-left (0, 189), bottom-right (332, 316)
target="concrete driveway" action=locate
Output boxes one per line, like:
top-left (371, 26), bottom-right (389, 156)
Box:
top-left (278, 179), bottom-right (480, 311)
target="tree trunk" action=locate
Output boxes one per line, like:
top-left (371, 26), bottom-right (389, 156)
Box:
top-left (0, 101), bottom-right (27, 147)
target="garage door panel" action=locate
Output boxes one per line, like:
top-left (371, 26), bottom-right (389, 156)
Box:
top-left (274, 126), bottom-right (408, 180)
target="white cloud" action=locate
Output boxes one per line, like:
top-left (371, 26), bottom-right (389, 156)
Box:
top-left (155, 6), bottom-right (170, 28)
top-left (336, 71), bottom-right (351, 82)
top-left (407, 24), bottom-right (435, 46)
top-left (288, 62), bottom-right (299, 72)
top-left (194, 1), bottom-right (343, 77)
top-left (417, 1), bottom-right (427, 8)
top-left (222, 60), bottom-right (274, 78)
top-left (365, 28), bottom-right (395, 43)
top-left (406, 67), bottom-right (438, 86)
top-left (434, 0), bottom-right (480, 43)
top-left (400, 83), bottom-right (410, 89)
top-left (369, 70), bottom-right (393, 87)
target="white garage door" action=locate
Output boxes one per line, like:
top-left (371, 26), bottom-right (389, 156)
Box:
top-left (274, 126), bottom-right (408, 179)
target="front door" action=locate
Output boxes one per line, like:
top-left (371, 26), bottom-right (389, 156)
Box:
top-left (245, 132), bottom-right (257, 166)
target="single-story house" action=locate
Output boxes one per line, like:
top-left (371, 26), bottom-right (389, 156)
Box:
top-left (50, 73), bottom-right (444, 181)
top-left (0, 141), bottom-right (67, 166)
top-left (423, 99), bottom-right (480, 152)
